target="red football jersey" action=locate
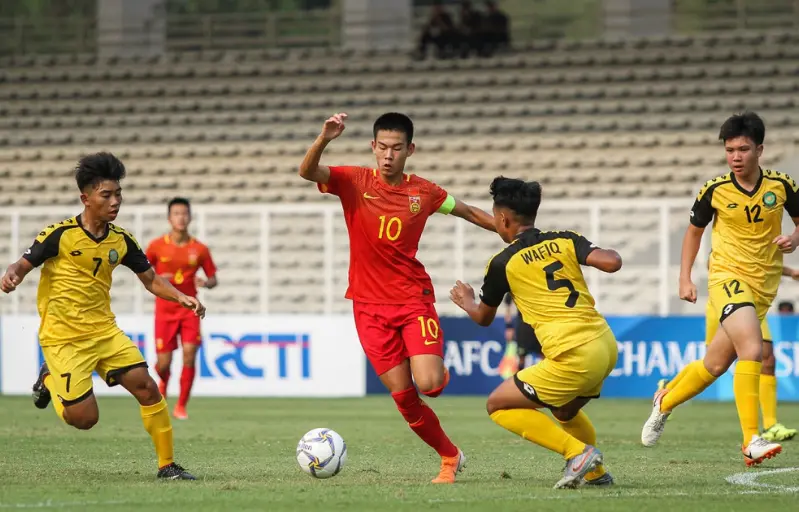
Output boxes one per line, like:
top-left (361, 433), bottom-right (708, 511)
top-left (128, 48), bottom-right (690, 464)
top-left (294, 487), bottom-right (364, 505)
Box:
top-left (319, 166), bottom-right (449, 304)
top-left (146, 235), bottom-right (217, 319)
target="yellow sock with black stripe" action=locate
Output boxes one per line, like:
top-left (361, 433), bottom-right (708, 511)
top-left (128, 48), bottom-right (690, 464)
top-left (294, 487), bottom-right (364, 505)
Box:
top-left (661, 361), bottom-right (716, 412)
top-left (557, 410), bottom-right (606, 480)
top-left (665, 360), bottom-right (703, 391)
top-left (735, 361), bottom-right (762, 444)
top-left (759, 374), bottom-right (778, 430)
top-left (141, 398), bottom-right (174, 468)
top-left (490, 409), bottom-right (585, 460)
top-left (43, 375), bottom-right (66, 422)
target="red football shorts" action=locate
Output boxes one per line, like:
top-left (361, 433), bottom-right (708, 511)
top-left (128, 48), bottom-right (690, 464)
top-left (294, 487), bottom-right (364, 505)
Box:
top-left (352, 302), bottom-right (444, 375)
top-left (155, 315), bottom-right (202, 354)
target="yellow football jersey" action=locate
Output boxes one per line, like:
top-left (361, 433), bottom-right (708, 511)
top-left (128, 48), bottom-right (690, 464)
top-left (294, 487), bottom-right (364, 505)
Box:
top-left (23, 215), bottom-right (151, 346)
top-left (480, 229), bottom-right (610, 360)
top-left (691, 169), bottom-right (799, 301)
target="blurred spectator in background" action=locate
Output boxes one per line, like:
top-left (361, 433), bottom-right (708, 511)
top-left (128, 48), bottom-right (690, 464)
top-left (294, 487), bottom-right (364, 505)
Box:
top-left (498, 294), bottom-right (543, 379)
top-left (481, 1), bottom-right (509, 55)
top-left (416, 1), bottom-right (457, 60)
top-left (457, 0), bottom-right (483, 57)
top-left (778, 301), bottom-right (794, 314)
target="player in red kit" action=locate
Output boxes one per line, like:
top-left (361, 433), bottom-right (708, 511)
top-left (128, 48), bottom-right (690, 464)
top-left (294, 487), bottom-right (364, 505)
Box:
top-left (299, 112), bottom-right (495, 483)
top-left (146, 198), bottom-right (217, 420)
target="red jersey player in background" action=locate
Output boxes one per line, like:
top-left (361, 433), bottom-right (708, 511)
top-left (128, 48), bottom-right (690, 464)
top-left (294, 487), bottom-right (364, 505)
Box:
top-left (299, 112), bottom-right (495, 483)
top-left (146, 198), bottom-right (217, 420)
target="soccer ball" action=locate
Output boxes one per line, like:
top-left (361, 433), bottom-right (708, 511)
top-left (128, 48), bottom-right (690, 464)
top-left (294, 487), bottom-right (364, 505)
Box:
top-left (296, 428), bottom-right (347, 479)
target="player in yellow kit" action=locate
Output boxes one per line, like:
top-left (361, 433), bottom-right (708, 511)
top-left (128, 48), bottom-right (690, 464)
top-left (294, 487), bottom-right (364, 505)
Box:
top-left (642, 112), bottom-right (799, 466)
top-left (658, 264), bottom-right (799, 441)
top-left (450, 177), bottom-right (623, 489)
top-left (0, 153), bottom-right (204, 480)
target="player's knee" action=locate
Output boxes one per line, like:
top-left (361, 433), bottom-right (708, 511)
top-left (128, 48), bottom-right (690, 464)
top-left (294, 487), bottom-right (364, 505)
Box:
top-left (417, 379), bottom-right (444, 398)
top-left (131, 377), bottom-right (161, 404)
top-left (761, 355), bottom-right (776, 375)
top-left (69, 412), bottom-right (99, 430)
top-left (485, 395), bottom-right (503, 416)
top-left (416, 368), bottom-right (449, 398)
top-left (762, 344), bottom-right (775, 367)
top-left (552, 407), bottom-right (578, 422)
top-left (705, 360), bottom-right (731, 377)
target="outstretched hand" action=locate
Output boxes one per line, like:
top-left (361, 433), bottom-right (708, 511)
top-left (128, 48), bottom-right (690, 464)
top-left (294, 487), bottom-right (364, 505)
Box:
top-left (774, 234), bottom-right (798, 254)
top-left (450, 280), bottom-right (476, 311)
top-left (178, 295), bottom-right (206, 318)
top-left (320, 113), bottom-right (348, 142)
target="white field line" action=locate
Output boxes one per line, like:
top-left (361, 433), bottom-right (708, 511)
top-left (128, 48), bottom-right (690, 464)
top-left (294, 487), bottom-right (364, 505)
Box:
top-left (725, 467), bottom-right (799, 493)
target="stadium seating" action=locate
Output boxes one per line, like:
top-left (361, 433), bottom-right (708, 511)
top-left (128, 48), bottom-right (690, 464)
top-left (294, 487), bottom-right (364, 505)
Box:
top-left (1, 30), bottom-right (798, 316)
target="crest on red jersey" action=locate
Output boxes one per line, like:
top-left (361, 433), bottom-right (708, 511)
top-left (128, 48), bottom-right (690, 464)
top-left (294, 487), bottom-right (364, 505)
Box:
top-left (188, 251), bottom-right (198, 266)
top-left (408, 187), bottom-right (421, 214)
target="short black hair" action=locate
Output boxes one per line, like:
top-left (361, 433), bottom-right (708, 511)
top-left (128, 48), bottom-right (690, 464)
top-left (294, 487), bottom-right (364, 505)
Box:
top-left (74, 152), bottom-right (126, 191)
top-left (778, 300), bottom-right (794, 312)
top-left (373, 112), bottom-right (414, 144)
top-left (490, 176), bottom-right (542, 221)
top-left (719, 112), bottom-right (766, 146)
top-left (168, 197), bottom-right (191, 214)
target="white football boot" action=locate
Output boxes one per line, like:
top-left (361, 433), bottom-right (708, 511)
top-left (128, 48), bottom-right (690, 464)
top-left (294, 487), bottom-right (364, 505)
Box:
top-left (641, 389), bottom-right (671, 447)
top-left (742, 435), bottom-right (782, 467)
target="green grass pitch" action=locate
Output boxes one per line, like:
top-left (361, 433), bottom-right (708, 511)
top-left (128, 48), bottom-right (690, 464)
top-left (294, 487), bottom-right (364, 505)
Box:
top-left (0, 396), bottom-right (797, 511)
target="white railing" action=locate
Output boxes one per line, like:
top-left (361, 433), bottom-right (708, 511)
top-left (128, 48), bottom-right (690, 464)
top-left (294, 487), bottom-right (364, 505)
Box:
top-left (0, 198), bottom-right (725, 318)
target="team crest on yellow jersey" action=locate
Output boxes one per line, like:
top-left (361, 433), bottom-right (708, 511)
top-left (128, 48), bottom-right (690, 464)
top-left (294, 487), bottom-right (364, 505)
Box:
top-left (763, 191), bottom-right (777, 209)
top-left (408, 187), bottom-right (421, 214)
top-left (108, 249), bottom-right (119, 265)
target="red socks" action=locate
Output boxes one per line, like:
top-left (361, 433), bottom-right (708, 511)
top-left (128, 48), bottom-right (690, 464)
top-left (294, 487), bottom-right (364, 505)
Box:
top-left (391, 387), bottom-right (458, 457)
top-left (177, 366), bottom-right (196, 409)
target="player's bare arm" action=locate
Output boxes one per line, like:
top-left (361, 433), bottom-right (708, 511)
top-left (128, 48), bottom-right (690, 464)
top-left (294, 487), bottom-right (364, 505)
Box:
top-left (298, 113), bottom-right (348, 184)
top-left (450, 280), bottom-right (497, 327)
top-left (0, 257), bottom-right (34, 293)
top-left (585, 248), bottom-right (623, 274)
top-left (137, 267), bottom-right (206, 318)
top-left (782, 265), bottom-right (799, 280)
top-left (195, 275), bottom-right (218, 289)
top-left (450, 199), bottom-right (496, 232)
top-left (679, 223), bottom-right (704, 303)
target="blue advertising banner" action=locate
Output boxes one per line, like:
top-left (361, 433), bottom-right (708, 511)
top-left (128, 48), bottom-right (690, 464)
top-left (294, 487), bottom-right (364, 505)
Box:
top-left (365, 316), bottom-right (799, 400)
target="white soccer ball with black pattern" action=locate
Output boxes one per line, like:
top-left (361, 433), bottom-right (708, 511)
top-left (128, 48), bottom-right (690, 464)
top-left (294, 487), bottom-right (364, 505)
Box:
top-left (296, 428), bottom-right (347, 479)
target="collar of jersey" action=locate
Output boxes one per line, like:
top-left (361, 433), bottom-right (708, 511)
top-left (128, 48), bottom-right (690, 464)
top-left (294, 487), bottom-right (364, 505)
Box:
top-left (76, 214), bottom-right (109, 243)
top-left (163, 234), bottom-right (194, 246)
top-left (513, 227), bottom-right (540, 243)
top-left (371, 168), bottom-right (412, 189)
top-left (730, 167), bottom-right (764, 198)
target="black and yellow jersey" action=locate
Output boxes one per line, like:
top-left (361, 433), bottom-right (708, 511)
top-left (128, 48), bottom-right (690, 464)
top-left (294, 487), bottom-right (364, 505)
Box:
top-left (22, 215), bottom-right (151, 346)
top-left (691, 169), bottom-right (799, 301)
top-left (479, 228), bottom-right (610, 359)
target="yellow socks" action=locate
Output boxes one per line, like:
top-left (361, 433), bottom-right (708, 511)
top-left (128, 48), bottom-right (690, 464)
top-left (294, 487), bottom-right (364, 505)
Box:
top-left (43, 375), bottom-right (66, 422)
top-left (490, 409), bottom-right (585, 460)
top-left (141, 398), bottom-right (174, 468)
top-left (665, 360), bottom-right (703, 391)
top-left (558, 410), bottom-right (606, 480)
top-left (735, 361), bottom-right (762, 444)
top-left (661, 361), bottom-right (716, 412)
top-left (759, 374), bottom-right (778, 430)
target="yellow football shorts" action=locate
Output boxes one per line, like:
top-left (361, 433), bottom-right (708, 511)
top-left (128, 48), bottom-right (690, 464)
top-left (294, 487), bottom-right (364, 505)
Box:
top-left (513, 329), bottom-right (618, 408)
top-left (40, 329), bottom-right (147, 405)
top-left (705, 277), bottom-right (772, 345)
